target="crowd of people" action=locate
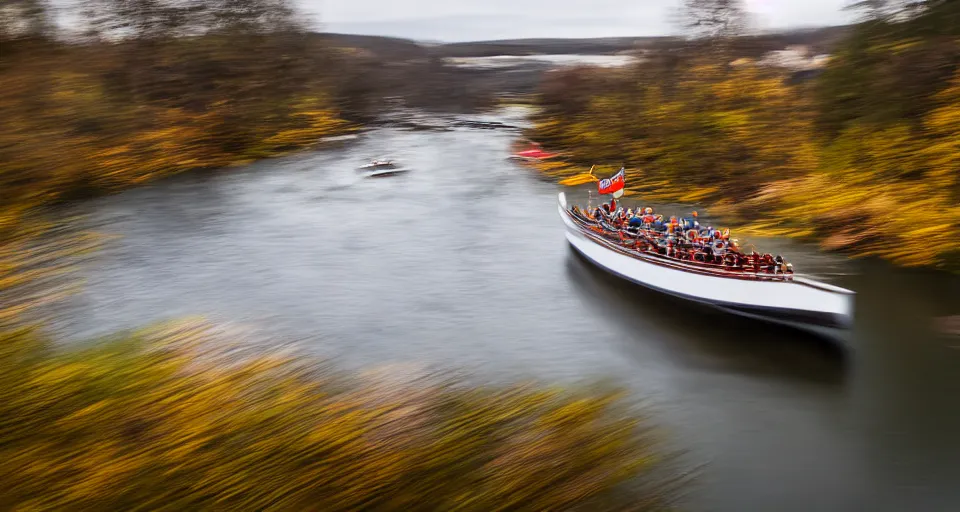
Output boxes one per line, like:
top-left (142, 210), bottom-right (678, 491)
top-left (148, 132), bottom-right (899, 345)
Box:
top-left (587, 199), bottom-right (793, 275)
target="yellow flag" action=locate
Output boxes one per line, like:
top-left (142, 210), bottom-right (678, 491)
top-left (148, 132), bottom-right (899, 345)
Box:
top-left (559, 165), bottom-right (599, 186)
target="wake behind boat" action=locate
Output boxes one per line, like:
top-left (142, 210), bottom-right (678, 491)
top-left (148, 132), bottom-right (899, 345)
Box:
top-left (558, 188), bottom-right (855, 344)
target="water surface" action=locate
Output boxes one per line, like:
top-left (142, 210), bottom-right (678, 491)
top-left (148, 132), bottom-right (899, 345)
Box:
top-left (56, 109), bottom-right (960, 511)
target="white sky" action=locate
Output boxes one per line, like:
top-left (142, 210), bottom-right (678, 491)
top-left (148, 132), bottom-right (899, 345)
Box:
top-left (303, 0), bottom-right (855, 41)
top-left (48, 0), bottom-right (856, 42)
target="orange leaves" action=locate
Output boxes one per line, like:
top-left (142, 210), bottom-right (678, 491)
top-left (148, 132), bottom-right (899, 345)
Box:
top-left (533, 49), bottom-right (960, 268)
top-left (0, 322), bottom-right (674, 510)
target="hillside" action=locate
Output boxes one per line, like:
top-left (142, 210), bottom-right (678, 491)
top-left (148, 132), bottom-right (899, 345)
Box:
top-left (317, 26), bottom-right (851, 60)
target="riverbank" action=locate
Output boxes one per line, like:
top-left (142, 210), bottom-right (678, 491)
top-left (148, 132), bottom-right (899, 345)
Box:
top-left (0, 320), bottom-right (679, 510)
top-left (9, 111), bottom-right (960, 511)
top-left (529, 2), bottom-right (959, 270)
top-left (530, 158), bottom-right (960, 271)
top-left (530, 15), bottom-right (959, 269)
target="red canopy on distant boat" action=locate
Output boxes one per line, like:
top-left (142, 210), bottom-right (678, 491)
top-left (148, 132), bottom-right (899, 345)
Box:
top-left (515, 149), bottom-right (557, 159)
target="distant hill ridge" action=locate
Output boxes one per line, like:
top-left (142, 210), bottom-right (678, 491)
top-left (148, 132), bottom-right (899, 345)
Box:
top-left (316, 26), bottom-right (850, 60)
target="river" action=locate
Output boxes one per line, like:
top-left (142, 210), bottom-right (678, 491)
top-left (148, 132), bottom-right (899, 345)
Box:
top-left (53, 108), bottom-right (960, 511)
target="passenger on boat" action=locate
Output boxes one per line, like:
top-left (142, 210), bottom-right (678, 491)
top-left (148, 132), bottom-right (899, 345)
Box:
top-left (595, 204), bottom-right (610, 223)
top-left (761, 253), bottom-right (776, 273)
top-left (666, 216), bottom-right (679, 234)
top-left (651, 214), bottom-right (667, 231)
top-left (679, 215), bottom-right (699, 232)
top-left (665, 239), bottom-right (676, 258)
top-left (637, 207), bottom-right (654, 225)
top-left (774, 255), bottom-right (785, 274)
top-left (711, 238), bottom-right (727, 264)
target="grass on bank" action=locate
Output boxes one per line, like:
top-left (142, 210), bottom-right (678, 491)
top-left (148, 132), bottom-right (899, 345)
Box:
top-left (0, 321), bottom-right (681, 511)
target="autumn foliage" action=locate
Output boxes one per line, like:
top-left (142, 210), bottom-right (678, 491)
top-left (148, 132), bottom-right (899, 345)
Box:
top-left (0, 322), bottom-right (677, 510)
top-left (532, 1), bottom-right (960, 268)
top-left (0, 1), bottom-right (353, 233)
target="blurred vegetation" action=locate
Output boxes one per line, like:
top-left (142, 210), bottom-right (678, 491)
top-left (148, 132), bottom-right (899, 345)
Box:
top-left (0, 7), bottom-right (681, 504)
top-left (0, 0), bottom-right (356, 224)
top-left (532, 0), bottom-right (960, 268)
top-left (0, 321), bottom-right (678, 510)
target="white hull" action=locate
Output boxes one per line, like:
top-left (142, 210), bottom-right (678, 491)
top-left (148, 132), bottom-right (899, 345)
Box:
top-left (558, 192), bottom-right (854, 342)
top-left (366, 168), bottom-right (409, 178)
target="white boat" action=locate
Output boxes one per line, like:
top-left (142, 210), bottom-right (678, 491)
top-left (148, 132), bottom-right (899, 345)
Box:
top-left (558, 192), bottom-right (854, 342)
top-left (357, 159), bottom-right (409, 178)
top-left (357, 159), bottom-right (398, 171)
top-left (366, 167), bottom-right (410, 178)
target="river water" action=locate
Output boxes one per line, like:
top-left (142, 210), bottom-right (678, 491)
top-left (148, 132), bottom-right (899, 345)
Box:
top-left (55, 108), bottom-right (960, 511)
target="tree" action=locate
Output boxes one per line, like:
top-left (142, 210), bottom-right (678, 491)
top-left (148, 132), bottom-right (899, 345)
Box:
top-left (679, 0), bottom-right (748, 41)
top-left (0, 0), bottom-right (53, 45)
top-left (82, 0), bottom-right (299, 41)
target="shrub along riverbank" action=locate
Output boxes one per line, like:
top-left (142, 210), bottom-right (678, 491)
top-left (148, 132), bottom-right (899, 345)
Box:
top-left (530, 1), bottom-right (960, 269)
top-left (1, 1), bottom-right (358, 325)
top-left (0, 321), bottom-right (680, 510)
top-left (1, 3), bottom-right (358, 238)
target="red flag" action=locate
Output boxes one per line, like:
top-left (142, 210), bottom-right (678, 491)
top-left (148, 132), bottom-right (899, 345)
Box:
top-left (597, 168), bottom-right (625, 195)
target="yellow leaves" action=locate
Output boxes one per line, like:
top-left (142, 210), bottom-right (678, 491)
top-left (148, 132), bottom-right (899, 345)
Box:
top-left (709, 110), bottom-right (751, 139)
top-left (31, 362), bottom-right (91, 386)
top-left (558, 173), bottom-right (599, 186)
top-left (0, 322), bottom-right (670, 510)
top-left (533, 52), bottom-right (960, 268)
top-left (56, 400), bottom-right (111, 426)
top-left (741, 173), bottom-right (960, 267)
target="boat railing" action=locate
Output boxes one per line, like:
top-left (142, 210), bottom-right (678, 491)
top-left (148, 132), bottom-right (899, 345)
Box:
top-left (565, 206), bottom-right (797, 282)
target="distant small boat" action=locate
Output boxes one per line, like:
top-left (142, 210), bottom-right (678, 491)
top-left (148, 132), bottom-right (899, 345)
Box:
top-left (508, 141), bottom-right (559, 162)
top-left (357, 159), bottom-right (398, 171)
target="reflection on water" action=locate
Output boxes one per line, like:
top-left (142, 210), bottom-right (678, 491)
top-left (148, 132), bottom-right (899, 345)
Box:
top-left (564, 251), bottom-right (848, 382)
top-left (55, 110), bottom-right (960, 511)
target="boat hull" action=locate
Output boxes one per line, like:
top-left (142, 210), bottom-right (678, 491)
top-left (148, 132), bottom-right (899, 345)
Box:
top-left (558, 193), bottom-right (854, 343)
top-left (367, 168), bottom-right (409, 178)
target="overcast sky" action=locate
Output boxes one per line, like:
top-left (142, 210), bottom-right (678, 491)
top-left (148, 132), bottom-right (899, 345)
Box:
top-left (301, 0), bottom-right (855, 41)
